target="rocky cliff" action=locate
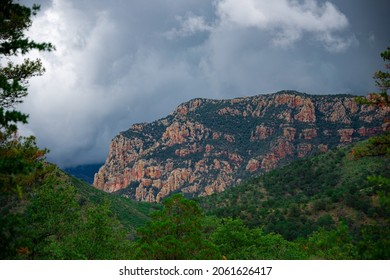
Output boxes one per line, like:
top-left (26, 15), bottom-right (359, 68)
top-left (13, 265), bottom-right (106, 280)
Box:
top-left (93, 91), bottom-right (389, 202)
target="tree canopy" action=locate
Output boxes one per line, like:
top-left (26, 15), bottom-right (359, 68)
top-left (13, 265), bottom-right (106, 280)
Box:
top-left (135, 194), bottom-right (220, 260)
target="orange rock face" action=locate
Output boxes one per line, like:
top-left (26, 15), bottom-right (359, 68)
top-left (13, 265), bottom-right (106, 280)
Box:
top-left (251, 124), bottom-right (274, 141)
top-left (246, 159), bottom-right (260, 172)
top-left (295, 98), bottom-right (316, 123)
top-left (338, 128), bottom-right (355, 143)
top-left (318, 144), bottom-right (328, 153)
top-left (261, 154), bottom-right (279, 172)
top-left (357, 127), bottom-right (382, 137)
top-left (272, 138), bottom-right (294, 158)
top-left (297, 143), bottom-right (313, 158)
top-left (174, 99), bottom-right (203, 116)
top-left (145, 166), bottom-right (162, 179)
top-left (302, 128), bottom-right (317, 140)
top-left (283, 127), bottom-right (296, 141)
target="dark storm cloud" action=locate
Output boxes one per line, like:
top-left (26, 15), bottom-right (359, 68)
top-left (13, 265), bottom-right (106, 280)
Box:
top-left (17, 0), bottom-right (389, 167)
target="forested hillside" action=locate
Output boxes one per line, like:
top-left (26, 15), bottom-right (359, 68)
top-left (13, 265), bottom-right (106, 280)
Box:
top-left (0, 164), bottom-right (157, 259)
top-left (198, 139), bottom-right (389, 239)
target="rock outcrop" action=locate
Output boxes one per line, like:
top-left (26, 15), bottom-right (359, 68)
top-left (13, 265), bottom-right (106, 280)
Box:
top-left (94, 91), bottom-right (389, 202)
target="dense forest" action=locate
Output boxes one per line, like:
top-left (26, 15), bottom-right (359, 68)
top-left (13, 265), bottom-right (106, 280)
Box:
top-left (1, 1), bottom-right (389, 260)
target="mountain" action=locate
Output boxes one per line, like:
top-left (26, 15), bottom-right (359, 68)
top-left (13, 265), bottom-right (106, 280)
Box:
top-left (64, 163), bottom-right (104, 184)
top-left (93, 91), bottom-right (389, 202)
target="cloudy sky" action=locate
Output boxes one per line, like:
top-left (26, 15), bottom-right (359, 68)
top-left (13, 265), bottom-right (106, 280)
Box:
top-left (18, 0), bottom-right (389, 167)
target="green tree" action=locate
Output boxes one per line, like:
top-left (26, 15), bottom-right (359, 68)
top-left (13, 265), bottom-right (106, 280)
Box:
top-left (305, 222), bottom-right (357, 259)
top-left (211, 218), bottom-right (308, 260)
top-left (353, 46), bottom-right (390, 259)
top-left (135, 194), bottom-right (220, 259)
top-left (15, 174), bottom-right (133, 260)
top-left (0, 0), bottom-right (54, 134)
top-left (0, 0), bottom-right (54, 259)
top-left (0, 0), bottom-right (54, 195)
top-left (351, 132), bottom-right (390, 159)
top-left (357, 223), bottom-right (390, 259)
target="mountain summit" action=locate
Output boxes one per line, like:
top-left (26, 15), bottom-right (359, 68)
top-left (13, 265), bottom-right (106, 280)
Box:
top-left (93, 91), bottom-right (389, 202)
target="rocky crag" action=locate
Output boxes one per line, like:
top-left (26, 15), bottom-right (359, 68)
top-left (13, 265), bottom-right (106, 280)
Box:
top-left (93, 91), bottom-right (389, 202)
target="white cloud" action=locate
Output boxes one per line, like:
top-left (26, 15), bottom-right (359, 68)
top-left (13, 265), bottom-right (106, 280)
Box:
top-left (192, 0), bottom-right (356, 52)
top-left (221, 0), bottom-right (354, 51)
top-left (165, 13), bottom-right (213, 39)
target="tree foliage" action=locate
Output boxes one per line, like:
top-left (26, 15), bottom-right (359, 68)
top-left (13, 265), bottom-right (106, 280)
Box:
top-left (135, 194), bottom-right (220, 259)
top-left (305, 222), bottom-right (358, 259)
top-left (0, 0), bottom-right (54, 132)
top-left (211, 218), bottom-right (308, 260)
top-left (0, 0), bottom-right (54, 196)
top-left (351, 132), bottom-right (390, 159)
top-left (352, 46), bottom-right (390, 259)
top-left (1, 167), bottom-right (134, 260)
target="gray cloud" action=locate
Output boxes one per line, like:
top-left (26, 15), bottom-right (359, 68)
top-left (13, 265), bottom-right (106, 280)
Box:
top-left (165, 13), bottom-right (214, 39)
top-left (215, 0), bottom-right (355, 51)
top-left (17, 0), bottom-right (389, 167)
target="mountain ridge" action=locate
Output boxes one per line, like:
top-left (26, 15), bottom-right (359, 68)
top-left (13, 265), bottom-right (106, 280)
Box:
top-left (93, 90), bottom-right (389, 202)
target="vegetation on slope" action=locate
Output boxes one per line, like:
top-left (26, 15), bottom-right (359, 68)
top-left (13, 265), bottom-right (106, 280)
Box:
top-left (198, 140), bottom-right (389, 239)
top-left (65, 169), bottom-right (159, 231)
top-left (0, 164), bottom-right (157, 259)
